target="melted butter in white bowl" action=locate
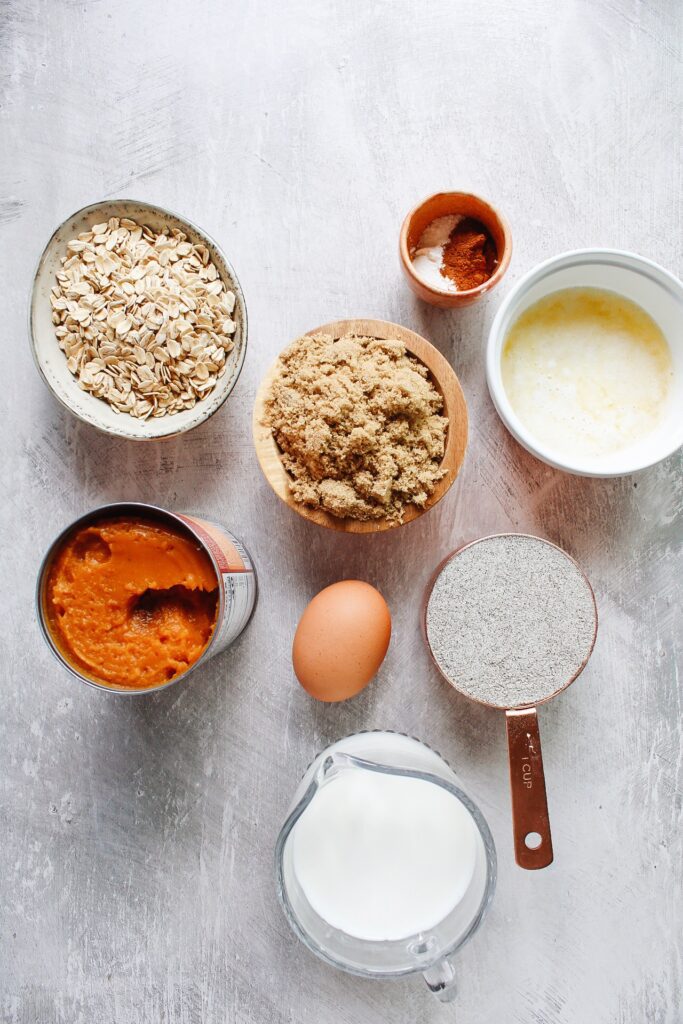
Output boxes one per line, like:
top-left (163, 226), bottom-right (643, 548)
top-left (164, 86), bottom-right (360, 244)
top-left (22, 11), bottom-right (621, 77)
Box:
top-left (501, 287), bottom-right (674, 460)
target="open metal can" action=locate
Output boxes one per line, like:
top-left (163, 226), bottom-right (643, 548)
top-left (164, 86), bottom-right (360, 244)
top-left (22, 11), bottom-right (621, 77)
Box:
top-left (36, 501), bottom-right (257, 695)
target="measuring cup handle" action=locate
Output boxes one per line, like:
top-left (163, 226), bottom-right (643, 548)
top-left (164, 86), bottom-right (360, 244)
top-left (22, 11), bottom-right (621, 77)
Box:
top-left (422, 956), bottom-right (457, 1002)
top-left (505, 708), bottom-right (554, 869)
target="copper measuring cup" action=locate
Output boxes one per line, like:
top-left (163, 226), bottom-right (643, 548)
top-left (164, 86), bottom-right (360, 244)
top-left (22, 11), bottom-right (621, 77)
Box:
top-left (423, 534), bottom-right (598, 870)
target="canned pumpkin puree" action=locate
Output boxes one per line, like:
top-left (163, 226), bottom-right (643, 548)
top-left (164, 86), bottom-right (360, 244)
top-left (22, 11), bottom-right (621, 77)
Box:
top-left (37, 503), bottom-right (257, 694)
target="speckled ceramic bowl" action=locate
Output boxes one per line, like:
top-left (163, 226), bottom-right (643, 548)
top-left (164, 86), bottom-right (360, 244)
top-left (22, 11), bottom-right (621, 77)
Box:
top-left (29, 199), bottom-right (248, 440)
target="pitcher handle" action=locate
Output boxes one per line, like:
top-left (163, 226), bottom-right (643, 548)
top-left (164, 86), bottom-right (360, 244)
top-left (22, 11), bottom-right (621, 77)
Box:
top-left (422, 956), bottom-right (457, 1002)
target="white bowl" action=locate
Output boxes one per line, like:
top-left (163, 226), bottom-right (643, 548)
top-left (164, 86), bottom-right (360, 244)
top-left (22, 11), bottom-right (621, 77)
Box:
top-left (486, 249), bottom-right (683, 476)
top-left (30, 199), bottom-right (248, 440)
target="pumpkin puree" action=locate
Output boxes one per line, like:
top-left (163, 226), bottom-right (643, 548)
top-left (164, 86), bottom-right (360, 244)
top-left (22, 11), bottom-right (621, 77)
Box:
top-left (45, 517), bottom-right (218, 689)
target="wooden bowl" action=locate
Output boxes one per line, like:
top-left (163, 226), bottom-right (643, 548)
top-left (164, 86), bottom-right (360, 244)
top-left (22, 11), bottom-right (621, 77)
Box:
top-left (252, 318), bottom-right (468, 533)
top-left (399, 192), bottom-right (512, 309)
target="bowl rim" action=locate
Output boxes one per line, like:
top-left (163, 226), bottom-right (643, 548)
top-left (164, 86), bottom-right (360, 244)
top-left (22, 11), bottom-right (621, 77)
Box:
top-left (486, 247), bottom-right (683, 477)
top-left (399, 190), bottom-right (512, 298)
top-left (252, 318), bottom-right (469, 533)
top-left (28, 197), bottom-right (248, 441)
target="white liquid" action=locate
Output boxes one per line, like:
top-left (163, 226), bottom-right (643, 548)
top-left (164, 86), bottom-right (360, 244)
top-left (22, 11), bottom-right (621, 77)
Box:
top-left (411, 215), bottom-right (461, 293)
top-left (501, 287), bottom-right (673, 459)
top-left (291, 766), bottom-right (478, 941)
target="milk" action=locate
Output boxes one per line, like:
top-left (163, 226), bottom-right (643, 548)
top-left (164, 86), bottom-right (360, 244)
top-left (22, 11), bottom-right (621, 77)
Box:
top-left (291, 765), bottom-right (479, 942)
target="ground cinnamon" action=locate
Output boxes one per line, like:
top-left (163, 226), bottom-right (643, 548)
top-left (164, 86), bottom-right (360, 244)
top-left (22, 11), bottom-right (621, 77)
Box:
top-left (441, 217), bottom-right (497, 291)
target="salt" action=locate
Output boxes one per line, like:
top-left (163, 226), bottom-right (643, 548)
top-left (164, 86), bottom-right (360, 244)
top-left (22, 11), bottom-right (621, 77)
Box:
top-left (425, 535), bottom-right (597, 708)
top-left (411, 215), bottom-right (461, 293)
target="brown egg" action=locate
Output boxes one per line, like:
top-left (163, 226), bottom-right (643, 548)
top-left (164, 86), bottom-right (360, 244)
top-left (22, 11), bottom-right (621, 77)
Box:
top-left (293, 580), bottom-right (391, 702)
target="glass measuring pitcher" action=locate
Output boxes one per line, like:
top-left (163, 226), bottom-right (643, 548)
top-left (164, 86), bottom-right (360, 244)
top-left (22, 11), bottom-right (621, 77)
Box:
top-left (275, 731), bottom-right (496, 1002)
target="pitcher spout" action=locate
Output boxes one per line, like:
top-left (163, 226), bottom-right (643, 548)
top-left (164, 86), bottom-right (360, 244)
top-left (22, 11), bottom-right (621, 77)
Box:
top-left (315, 750), bottom-right (360, 786)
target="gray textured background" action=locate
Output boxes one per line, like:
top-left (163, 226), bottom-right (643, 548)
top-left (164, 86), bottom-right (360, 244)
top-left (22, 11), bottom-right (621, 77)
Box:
top-left (1, 1), bottom-right (681, 1022)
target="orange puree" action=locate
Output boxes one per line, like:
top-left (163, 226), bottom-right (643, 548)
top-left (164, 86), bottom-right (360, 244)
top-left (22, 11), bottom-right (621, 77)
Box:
top-left (45, 517), bottom-right (218, 689)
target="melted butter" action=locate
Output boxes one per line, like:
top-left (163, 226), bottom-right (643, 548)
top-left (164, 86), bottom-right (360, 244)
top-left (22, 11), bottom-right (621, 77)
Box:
top-left (501, 288), bottom-right (673, 459)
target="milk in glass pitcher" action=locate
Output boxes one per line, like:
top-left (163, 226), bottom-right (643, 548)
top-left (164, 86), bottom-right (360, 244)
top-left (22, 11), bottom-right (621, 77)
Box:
top-left (275, 731), bottom-right (496, 1002)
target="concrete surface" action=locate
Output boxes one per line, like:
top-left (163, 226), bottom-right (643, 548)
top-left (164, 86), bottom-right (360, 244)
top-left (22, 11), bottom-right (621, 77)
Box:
top-left (1, 1), bottom-right (681, 1022)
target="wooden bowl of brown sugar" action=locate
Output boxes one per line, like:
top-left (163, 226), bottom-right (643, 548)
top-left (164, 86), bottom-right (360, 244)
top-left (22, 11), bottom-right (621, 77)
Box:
top-left (252, 318), bottom-right (468, 533)
top-left (400, 192), bottom-right (512, 308)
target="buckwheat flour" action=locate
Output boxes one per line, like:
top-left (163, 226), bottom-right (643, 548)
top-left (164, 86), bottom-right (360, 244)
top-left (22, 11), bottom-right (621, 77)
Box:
top-left (425, 534), bottom-right (597, 708)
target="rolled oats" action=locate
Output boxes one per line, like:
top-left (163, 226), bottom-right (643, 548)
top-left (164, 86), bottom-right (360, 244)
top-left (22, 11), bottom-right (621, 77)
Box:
top-left (51, 217), bottom-right (237, 419)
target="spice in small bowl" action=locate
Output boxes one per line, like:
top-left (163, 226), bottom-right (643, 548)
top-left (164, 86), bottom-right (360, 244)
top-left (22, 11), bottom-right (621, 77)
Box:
top-left (400, 192), bottom-right (511, 309)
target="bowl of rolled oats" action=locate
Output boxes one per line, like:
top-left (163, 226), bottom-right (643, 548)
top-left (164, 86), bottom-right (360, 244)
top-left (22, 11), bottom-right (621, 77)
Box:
top-left (30, 199), bottom-right (247, 439)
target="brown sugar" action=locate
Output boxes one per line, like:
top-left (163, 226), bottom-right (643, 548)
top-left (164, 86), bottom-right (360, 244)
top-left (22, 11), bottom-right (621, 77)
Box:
top-left (264, 333), bottom-right (449, 522)
top-left (441, 217), bottom-right (497, 290)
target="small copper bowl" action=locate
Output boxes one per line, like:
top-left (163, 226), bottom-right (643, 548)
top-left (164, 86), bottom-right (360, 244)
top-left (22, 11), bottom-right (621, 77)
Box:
top-left (399, 192), bottom-right (512, 309)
